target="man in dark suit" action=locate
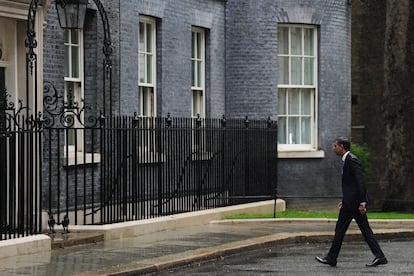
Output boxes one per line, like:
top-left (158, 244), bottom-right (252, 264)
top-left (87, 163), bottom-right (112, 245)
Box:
top-left (315, 137), bottom-right (387, 267)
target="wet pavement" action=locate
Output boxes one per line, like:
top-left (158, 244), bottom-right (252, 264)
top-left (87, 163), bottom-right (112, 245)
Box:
top-left (0, 219), bottom-right (413, 276)
top-left (163, 239), bottom-right (414, 275)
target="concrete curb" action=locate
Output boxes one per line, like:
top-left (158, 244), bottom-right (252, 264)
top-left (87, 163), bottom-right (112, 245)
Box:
top-left (69, 199), bottom-right (286, 241)
top-left (0, 199), bottom-right (285, 259)
top-left (73, 228), bottom-right (414, 276)
top-left (51, 232), bottom-right (105, 249)
top-left (0, 235), bottom-right (51, 260)
top-left (212, 218), bottom-right (414, 226)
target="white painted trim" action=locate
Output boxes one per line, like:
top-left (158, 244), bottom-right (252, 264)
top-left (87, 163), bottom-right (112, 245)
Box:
top-left (191, 26), bottom-right (205, 118)
top-left (277, 24), bottom-right (318, 150)
top-left (138, 16), bottom-right (157, 117)
top-left (0, 0), bottom-right (30, 20)
top-left (278, 150), bottom-right (325, 159)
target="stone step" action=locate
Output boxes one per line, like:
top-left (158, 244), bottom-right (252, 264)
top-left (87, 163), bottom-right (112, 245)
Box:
top-left (49, 232), bottom-right (104, 249)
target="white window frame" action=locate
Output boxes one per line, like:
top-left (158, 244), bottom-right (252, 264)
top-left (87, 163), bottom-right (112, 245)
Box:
top-left (277, 24), bottom-right (319, 153)
top-left (138, 16), bottom-right (157, 153)
top-left (64, 29), bottom-right (84, 153)
top-left (191, 27), bottom-right (205, 118)
top-left (0, 18), bottom-right (17, 107)
top-left (191, 27), bottom-right (207, 154)
top-left (138, 16), bottom-right (156, 118)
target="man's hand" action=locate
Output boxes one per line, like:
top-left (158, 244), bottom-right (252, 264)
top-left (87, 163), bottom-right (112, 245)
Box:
top-left (338, 201), bottom-right (342, 209)
top-left (359, 202), bottom-right (367, 215)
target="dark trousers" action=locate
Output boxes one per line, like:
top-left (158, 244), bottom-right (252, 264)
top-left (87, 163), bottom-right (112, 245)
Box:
top-left (327, 208), bottom-right (385, 260)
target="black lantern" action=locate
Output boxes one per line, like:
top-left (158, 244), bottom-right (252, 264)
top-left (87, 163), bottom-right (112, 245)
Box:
top-left (55, 0), bottom-right (88, 29)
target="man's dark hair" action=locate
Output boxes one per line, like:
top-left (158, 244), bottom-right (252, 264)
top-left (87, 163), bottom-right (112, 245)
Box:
top-left (335, 136), bottom-right (351, 151)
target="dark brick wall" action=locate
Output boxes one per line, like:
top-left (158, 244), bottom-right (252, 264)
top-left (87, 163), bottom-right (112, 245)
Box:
top-left (225, 0), bottom-right (351, 199)
top-left (42, 0), bottom-right (353, 209)
top-left (99, 0), bottom-right (120, 115)
top-left (42, 3), bottom-right (104, 210)
top-left (119, 0), bottom-right (226, 117)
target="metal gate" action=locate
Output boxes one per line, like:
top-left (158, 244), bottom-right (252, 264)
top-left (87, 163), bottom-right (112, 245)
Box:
top-left (0, 92), bottom-right (43, 240)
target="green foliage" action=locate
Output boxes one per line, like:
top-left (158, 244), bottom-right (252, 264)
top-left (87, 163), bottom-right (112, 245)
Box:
top-left (351, 143), bottom-right (371, 177)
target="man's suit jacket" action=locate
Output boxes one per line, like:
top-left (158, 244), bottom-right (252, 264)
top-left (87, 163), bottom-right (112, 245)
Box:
top-left (341, 152), bottom-right (368, 212)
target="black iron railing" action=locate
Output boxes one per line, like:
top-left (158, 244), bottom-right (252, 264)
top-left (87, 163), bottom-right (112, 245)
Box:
top-left (0, 98), bottom-right (43, 240)
top-left (1, 83), bottom-right (278, 239)
top-left (43, 113), bottom-right (278, 226)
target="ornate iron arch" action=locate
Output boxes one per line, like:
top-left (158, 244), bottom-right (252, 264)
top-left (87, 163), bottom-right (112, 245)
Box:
top-left (26, 0), bottom-right (113, 117)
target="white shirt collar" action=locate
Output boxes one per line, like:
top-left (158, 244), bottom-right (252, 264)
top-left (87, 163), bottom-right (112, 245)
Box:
top-left (342, 151), bottom-right (350, 162)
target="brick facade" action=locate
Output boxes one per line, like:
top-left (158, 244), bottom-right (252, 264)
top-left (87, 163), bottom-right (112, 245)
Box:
top-left (225, 0), bottom-right (351, 199)
top-left (117, 0), bottom-right (226, 117)
top-left (42, 0), bottom-right (352, 207)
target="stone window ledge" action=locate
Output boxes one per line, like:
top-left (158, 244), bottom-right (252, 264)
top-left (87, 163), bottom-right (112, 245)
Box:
top-left (278, 150), bottom-right (325, 159)
top-left (64, 152), bottom-right (101, 166)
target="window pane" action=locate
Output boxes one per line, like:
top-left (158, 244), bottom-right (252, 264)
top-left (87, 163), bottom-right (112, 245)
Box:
top-left (65, 81), bottom-right (75, 146)
top-left (139, 23), bottom-right (145, 51)
top-left (291, 57), bottom-right (302, 85)
top-left (197, 33), bottom-right (202, 59)
top-left (288, 89), bottom-right (299, 115)
top-left (64, 45), bottom-right (69, 77)
top-left (192, 91), bottom-right (197, 117)
top-left (304, 57), bottom-right (314, 85)
top-left (67, 127), bottom-right (76, 146)
top-left (288, 117), bottom-right (299, 144)
top-left (139, 53), bottom-right (145, 83)
top-left (64, 30), bottom-right (69, 43)
top-left (197, 61), bottom-right (202, 87)
top-left (71, 30), bottom-right (79, 44)
top-left (277, 26), bottom-right (317, 147)
top-left (146, 24), bottom-right (152, 52)
top-left (278, 88), bottom-right (287, 115)
top-left (192, 32), bottom-right (195, 58)
top-left (301, 117), bottom-right (311, 144)
top-left (192, 90), bottom-right (203, 117)
top-left (71, 46), bottom-right (79, 78)
top-left (146, 55), bottom-right (152, 83)
top-left (301, 89), bottom-right (311, 115)
top-left (278, 56), bottom-right (289, 84)
top-left (139, 87), bottom-right (143, 114)
top-left (140, 87), bottom-right (154, 117)
top-left (291, 28), bottom-right (302, 55)
top-left (304, 28), bottom-right (314, 56)
top-left (192, 60), bottom-right (196, 86)
top-left (278, 117), bottom-right (287, 144)
top-left (144, 89), bottom-right (149, 116)
top-left (149, 89), bottom-right (154, 117)
top-left (65, 81), bottom-right (74, 107)
top-left (278, 27), bottom-right (289, 55)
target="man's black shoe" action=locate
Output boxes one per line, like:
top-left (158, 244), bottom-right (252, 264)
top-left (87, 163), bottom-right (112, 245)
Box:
top-left (315, 256), bottom-right (337, 267)
top-left (366, 257), bottom-right (388, 267)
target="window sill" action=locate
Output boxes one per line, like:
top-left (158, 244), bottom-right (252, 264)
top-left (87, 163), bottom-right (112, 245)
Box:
top-left (278, 150), bottom-right (325, 159)
top-left (191, 151), bottom-right (213, 161)
top-left (64, 152), bottom-right (166, 166)
top-left (64, 152), bottom-right (101, 166)
top-left (137, 153), bottom-right (166, 164)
